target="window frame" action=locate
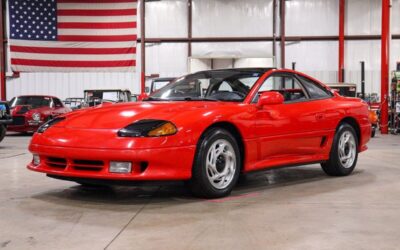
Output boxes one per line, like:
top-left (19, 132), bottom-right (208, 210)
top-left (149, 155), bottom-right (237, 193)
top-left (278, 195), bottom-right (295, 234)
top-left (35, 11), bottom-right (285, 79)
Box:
top-left (295, 74), bottom-right (334, 101)
top-left (52, 98), bottom-right (64, 108)
top-left (251, 73), bottom-right (311, 104)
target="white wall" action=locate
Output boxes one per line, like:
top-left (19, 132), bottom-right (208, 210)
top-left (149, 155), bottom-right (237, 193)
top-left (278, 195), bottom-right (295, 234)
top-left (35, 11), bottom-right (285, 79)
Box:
top-left (5, 0), bottom-right (400, 100)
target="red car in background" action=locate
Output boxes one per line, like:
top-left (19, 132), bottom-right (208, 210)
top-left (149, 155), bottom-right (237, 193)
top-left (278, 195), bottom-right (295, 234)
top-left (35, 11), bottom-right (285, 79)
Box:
top-left (9, 95), bottom-right (71, 133)
top-left (27, 69), bottom-right (371, 198)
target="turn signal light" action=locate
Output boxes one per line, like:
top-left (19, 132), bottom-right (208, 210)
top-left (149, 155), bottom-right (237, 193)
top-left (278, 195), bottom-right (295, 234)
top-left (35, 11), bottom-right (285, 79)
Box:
top-left (368, 110), bottom-right (378, 124)
top-left (147, 122), bottom-right (177, 137)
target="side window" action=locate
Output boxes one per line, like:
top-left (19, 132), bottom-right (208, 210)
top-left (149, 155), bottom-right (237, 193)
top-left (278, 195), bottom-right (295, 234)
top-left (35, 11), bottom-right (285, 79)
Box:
top-left (298, 75), bottom-right (332, 99)
top-left (254, 75), bottom-right (308, 103)
top-left (218, 81), bottom-right (233, 92)
top-left (53, 98), bottom-right (63, 108)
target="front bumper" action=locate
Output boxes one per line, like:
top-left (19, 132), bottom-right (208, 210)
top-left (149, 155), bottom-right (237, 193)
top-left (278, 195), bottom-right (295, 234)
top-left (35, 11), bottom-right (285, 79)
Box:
top-left (0, 118), bottom-right (13, 125)
top-left (28, 144), bottom-right (196, 181)
top-left (359, 124), bottom-right (371, 152)
top-left (8, 125), bottom-right (40, 132)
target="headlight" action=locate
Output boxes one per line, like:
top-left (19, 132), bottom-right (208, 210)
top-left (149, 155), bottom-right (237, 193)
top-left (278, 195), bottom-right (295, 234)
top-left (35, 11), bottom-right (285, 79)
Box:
top-left (37, 117), bottom-right (65, 133)
top-left (118, 120), bottom-right (177, 137)
top-left (32, 113), bottom-right (41, 121)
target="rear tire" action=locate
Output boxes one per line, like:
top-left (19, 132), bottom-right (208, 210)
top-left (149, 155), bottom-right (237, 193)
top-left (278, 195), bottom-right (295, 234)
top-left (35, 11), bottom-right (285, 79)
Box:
top-left (371, 126), bottom-right (376, 138)
top-left (321, 123), bottom-right (358, 176)
top-left (189, 128), bottom-right (241, 198)
top-left (0, 125), bottom-right (6, 143)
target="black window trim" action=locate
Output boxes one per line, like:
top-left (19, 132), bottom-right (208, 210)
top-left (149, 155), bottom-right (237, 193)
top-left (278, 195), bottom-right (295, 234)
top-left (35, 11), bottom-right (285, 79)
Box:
top-left (251, 72), bottom-right (311, 104)
top-left (294, 74), bottom-right (334, 101)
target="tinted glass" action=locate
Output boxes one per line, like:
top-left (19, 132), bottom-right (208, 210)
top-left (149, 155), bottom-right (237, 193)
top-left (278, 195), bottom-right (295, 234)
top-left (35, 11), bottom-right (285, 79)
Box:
top-left (53, 98), bottom-right (63, 107)
top-left (10, 96), bottom-right (51, 108)
top-left (298, 75), bottom-right (332, 99)
top-left (254, 75), bottom-right (307, 103)
top-left (150, 70), bottom-right (264, 102)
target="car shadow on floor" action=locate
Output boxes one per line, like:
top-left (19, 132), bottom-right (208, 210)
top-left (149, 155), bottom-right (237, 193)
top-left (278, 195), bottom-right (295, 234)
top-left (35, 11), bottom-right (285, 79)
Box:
top-left (30, 165), bottom-right (374, 208)
top-left (6, 132), bottom-right (34, 137)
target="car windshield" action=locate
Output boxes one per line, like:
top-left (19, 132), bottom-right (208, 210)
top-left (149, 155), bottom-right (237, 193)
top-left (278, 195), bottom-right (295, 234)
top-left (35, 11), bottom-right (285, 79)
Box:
top-left (153, 80), bottom-right (172, 92)
top-left (10, 96), bottom-right (51, 108)
top-left (149, 70), bottom-right (265, 102)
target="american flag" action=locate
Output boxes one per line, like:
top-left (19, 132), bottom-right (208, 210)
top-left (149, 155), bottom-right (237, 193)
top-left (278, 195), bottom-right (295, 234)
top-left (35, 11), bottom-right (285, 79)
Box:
top-left (9, 0), bottom-right (137, 72)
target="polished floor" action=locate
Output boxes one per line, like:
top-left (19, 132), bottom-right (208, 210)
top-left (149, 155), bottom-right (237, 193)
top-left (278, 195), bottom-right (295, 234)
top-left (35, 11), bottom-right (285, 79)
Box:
top-left (0, 133), bottom-right (399, 250)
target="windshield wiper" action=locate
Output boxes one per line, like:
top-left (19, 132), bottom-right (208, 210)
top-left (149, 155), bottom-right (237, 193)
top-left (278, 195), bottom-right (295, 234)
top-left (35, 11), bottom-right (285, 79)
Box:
top-left (183, 97), bottom-right (219, 102)
top-left (143, 97), bottom-right (166, 101)
top-left (145, 97), bottom-right (219, 102)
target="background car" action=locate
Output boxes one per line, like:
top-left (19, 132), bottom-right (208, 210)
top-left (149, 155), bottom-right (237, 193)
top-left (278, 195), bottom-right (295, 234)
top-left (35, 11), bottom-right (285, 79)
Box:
top-left (27, 68), bottom-right (371, 198)
top-left (82, 89), bottom-right (132, 108)
top-left (8, 95), bottom-right (71, 133)
top-left (327, 83), bottom-right (378, 137)
top-left (63, 97), bottom-right (84, 110)
top-left (0, 101), bottom-right (12, 142)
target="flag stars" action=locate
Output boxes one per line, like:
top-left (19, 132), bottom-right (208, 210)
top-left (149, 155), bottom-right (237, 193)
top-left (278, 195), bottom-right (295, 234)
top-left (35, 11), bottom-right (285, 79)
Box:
top-left (10, 0), bottom-right (57, 41)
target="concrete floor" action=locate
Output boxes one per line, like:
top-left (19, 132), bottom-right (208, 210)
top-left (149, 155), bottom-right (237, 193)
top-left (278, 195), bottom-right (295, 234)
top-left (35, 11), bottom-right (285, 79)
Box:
top-left (0, 133), bottom-right (399, 250)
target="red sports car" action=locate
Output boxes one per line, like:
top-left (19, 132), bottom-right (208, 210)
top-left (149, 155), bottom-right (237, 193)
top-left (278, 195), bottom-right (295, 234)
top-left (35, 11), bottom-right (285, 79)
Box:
top-left (27, 69), bottom-right (371, 198)
top-left (9, 95), bottom-right (71, 133)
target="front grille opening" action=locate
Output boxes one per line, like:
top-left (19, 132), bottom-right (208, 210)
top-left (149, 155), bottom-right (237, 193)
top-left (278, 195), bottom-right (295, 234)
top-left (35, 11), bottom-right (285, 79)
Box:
top-left (72, 159), bottom-right (104, 172)
top-left (73, 166), bottom-right (102, 172)
top-left (73, 160), bottom-right (104, 166)
top-left (11, 116), bottom-right (25, 126)
top-left (46, 157), bottom-right (67, 169)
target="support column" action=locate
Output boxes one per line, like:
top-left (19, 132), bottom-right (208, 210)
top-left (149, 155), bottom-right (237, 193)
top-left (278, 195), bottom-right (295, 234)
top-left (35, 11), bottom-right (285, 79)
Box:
top-left (188, 0), bottom-right (192, 57)
top-left (380, 0), bottom-right (390, 134)
top-left (140, 0), bottom-right (146, 94)
top-left (280, 0), bottom-right (285, 69)
top-left (272, 0), bottom-right (277, 64)
top-left (361, 61), bottom-right (365, 99)
top-left (0, 0), bottom-right (6, 100)
top-left (338, 0), bottom-right (345, 82)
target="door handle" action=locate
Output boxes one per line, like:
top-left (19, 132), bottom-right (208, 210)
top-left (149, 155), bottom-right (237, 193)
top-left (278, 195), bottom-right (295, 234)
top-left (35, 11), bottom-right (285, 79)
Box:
top-left (315, 113), bottom-right (325, 120)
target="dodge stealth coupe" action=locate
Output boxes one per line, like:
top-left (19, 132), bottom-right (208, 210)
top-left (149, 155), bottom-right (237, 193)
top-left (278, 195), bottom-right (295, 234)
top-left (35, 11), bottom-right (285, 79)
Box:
top-left (27, 68), bottom-right (371, 198)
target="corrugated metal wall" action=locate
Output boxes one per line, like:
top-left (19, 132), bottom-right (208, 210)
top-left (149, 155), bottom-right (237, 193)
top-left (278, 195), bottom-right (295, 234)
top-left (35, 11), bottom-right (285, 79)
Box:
top-left (6, 0), bottom-right (400, 100)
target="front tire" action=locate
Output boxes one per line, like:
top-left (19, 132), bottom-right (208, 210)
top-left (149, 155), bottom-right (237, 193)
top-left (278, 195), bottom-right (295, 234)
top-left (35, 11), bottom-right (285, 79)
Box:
top-left (0, 125), bottom-right (6, 143)
top-left (189, 128), bottom-right (241, 198)
top-left (321, 123), bottom-right (358, 176)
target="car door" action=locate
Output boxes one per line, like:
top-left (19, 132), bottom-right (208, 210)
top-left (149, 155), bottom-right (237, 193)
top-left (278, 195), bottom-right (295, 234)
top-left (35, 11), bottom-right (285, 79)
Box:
top-left (254, 73), bottom-right (329, 161)
top-left (295, 74), bottom-right (340, 138)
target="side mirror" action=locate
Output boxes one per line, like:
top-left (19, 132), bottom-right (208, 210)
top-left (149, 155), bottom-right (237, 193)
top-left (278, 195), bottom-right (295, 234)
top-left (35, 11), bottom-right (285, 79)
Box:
top-left (137, 93), bottom-right (149, 101)
top-left (257, 91), bottom-right (284, 107)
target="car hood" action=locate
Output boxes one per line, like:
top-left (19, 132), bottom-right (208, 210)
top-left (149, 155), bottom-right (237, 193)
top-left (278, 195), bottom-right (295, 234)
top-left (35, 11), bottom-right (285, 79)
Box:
top-left (59, 101), bottom-right (222, 129)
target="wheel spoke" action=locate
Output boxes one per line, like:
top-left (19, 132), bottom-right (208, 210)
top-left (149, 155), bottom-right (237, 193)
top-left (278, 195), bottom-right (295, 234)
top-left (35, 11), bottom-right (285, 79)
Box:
top-left (205, 139), bottom-right (237, 189)
top-left (338, 131), bottom-right (356, 169)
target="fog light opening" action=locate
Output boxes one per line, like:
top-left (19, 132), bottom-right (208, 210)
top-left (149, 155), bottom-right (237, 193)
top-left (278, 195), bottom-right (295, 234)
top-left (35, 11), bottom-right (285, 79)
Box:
top-left (33, 154), bottom-right (40, 166)
top-left (140, 162), bottom-right (149, 173)
top-left (109, 161), bottom-right (132, 174)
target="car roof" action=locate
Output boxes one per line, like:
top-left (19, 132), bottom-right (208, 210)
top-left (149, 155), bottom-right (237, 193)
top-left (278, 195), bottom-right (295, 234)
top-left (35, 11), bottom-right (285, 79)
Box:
top-left (15, 95), bottom-right (58, 98)
top-left (84, 89), bottom-right (130, 92)
top-left (194, 68), bottom-right (275, 74)
top-left (153, 77), bottom-right (176, 81)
